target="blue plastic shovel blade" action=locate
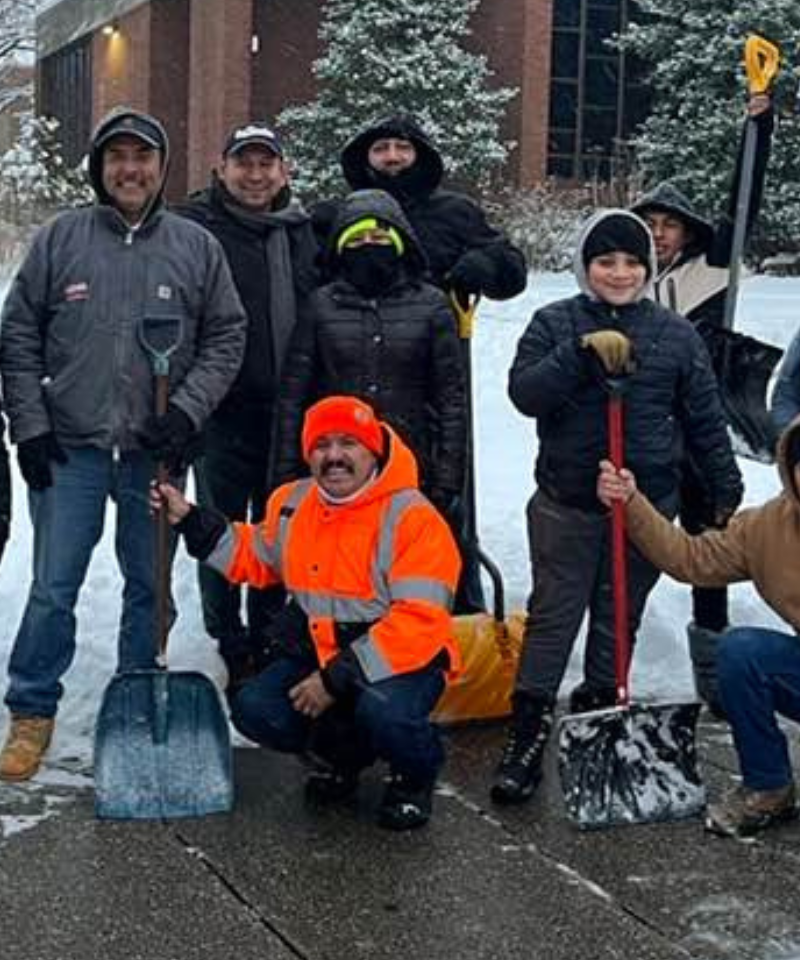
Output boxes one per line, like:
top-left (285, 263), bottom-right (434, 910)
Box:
top-left (94, 670), bottom-right (233, 820)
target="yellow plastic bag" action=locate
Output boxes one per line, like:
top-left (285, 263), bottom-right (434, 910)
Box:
top-left (433, 612), bottom-right (525, 724)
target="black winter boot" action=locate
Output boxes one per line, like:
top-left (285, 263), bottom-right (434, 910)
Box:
top-left (687, 623), bottom-right (727, 719)
top-left (490, 693), bottom-right (554, 805)
top-left (377, 773), bottom-right (435, 830)
top-left (568, 681), bottom-right (617, 714)
top-left (304, 766), bottom-right (361, 806)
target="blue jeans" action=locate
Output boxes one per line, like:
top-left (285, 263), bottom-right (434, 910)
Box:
top-left (230, 656), bottom-right (446, 785)
top-left (717, 627), bottom-right (800, 790)
top-left (6, 447), bottom-right (168, 717)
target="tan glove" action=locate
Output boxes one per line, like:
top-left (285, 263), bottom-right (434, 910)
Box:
top-left (581, 330), bottom-right (635, 375)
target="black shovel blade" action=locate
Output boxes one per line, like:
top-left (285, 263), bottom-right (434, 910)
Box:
top-left (558, 701), bottom-right (705, 830)
top-left (709, 328), bottom-right (783, 463)
top-left (94, 670), bottom-right (233, 820)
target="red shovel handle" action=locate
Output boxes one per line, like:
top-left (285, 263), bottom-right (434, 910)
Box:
top-left (608, 392), bottom-right (630, 707)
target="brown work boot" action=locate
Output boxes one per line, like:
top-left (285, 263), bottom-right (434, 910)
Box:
top-left (706, 783), bottom-right (798, 838)
top-left (0, 715), bottom-right (54, 781)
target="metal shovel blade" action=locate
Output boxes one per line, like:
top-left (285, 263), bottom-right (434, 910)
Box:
top-left (558, 701), bottom-right (705, 830)
top-left (94, 670), bottom-right (233, 820)
top-left (710, 328), bottom-right (782, 463)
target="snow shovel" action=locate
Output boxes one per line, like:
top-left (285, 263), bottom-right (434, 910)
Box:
top-left (716, 34), bottom-right (782, 462)
top-left (449, 291), bottom-right (505, 614)
top-left (557, 383), bottom-right (705, 829)
top-left (94, 316), bottom-right (233, 820)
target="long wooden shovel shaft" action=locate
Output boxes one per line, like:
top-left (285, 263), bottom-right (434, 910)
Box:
top-left (608, 394), bottom-right (630, 706)
top-left (154, 372), bottom-right (170, 659)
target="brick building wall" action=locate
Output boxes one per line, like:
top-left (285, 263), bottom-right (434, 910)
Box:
top-left (91, 5), bottom-right (151, 125)
top-left (149, 0), bottom-right (190, 197)
top-left (471, 0), bottom-right (553, 187)
top-left (186, 0), bottom-right (254, 190)
top-left (252, 0), bottom-right (321, 127)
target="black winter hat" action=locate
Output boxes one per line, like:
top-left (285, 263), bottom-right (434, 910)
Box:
top-left (92, 110), bottom-right (167, 153)
top-left (582, 213), bottom-right (652, 277)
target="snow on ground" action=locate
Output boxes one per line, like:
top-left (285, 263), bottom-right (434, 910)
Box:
top-left (0, 271), bottom-right (797, 769)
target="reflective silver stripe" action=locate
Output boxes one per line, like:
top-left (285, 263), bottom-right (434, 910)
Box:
top-left (252, 528), bottom-right (279, 569)
top-left (351, 632), bottom-right (394, 683)
top-left (389, 577), bottom-right (454, 611)
top-left (272, 480), bottom-right (313, 577)
top-left (205, 523), bottom-right (238, 575)
top-left (292, 589), bottom-right (385, 621)
top-left (372, 490), bottom-right (427, 601)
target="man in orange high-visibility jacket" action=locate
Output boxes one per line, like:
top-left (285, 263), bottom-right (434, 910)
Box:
top-left (154, 394), bottom-right (461, 830)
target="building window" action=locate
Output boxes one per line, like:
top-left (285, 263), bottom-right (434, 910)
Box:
top-left (39, 36), bottom-right (92, 167)
top-left (547, 0), bottom-right (648, 181)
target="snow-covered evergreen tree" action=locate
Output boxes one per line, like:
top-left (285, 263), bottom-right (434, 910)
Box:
top-left (278, 0), bottom-right (516, 200)
top-left (619, 1), bottom-right (800, 254)
top-left (0, 112), bottom-right (92, 227)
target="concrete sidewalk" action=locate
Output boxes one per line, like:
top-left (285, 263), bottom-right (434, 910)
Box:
top-left (1, 716), bottom-right (800, 960)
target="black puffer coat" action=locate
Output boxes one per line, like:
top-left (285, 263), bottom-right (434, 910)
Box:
top-left (274, 189), bottom-right (466, 494)
top-left (509, 210), bottom-right (743, 513)
top-left (313, 114), bottom-right (527, 298)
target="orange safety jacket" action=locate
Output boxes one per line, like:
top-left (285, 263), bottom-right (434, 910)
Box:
top-left (205, 426), bottom-right (462, 683)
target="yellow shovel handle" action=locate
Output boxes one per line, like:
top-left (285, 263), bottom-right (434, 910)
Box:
top-left (448, 291), bottom-right (481, 340)
top-left (745, 34), bottom-right (780, 95)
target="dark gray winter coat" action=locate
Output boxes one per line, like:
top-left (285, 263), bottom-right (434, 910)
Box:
top-left (274, 189), bottom-right (467, 494)
top-left (509, 210), bottom-right (743, 513)
top-left (0, 108), bottom-right (246, 449)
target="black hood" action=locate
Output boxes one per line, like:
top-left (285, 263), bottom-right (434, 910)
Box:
top-left (630, 182), bottom-right (714, 254)
top-left (340, 114), bottom-right (444, 199)
top-left (87, 107), bottom-right (169, 217)
top-left (327, 188), bottom-right (428, 276)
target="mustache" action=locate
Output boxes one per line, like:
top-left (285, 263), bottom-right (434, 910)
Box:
top-left (321, 458), bottom-right (354, 476)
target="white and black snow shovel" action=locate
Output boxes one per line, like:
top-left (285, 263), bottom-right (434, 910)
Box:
top-left (716, 34), bottom-right (782, 462)
top-left (94, 316), bottom-right (233, 819)
top-left (557, 385), bottom-right (706, 829)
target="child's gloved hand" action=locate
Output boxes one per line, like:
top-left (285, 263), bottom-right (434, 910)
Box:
top-left (581, 330), bottom-right (635, 376)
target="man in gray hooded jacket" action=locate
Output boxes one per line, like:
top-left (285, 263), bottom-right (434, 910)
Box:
top-left (0, 107), bottom-right (246, 781)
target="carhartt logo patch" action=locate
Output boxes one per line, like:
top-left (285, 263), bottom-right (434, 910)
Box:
top-left (64, 282), bottom-right (89, 301)
top-left (157, 285), bottom-right (173, 300)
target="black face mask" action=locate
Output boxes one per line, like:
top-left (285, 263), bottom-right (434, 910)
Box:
top-left (338, 245), bottom-right (402, 298)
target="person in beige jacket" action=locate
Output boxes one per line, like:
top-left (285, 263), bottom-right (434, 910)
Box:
top-left (597, 416), bottom-right (800, 839)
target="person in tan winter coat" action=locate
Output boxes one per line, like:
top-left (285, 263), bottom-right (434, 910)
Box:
top-left (598, 416), bottom-right (800, 840)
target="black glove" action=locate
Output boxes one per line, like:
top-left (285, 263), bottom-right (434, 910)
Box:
top-left (17, 433), bottom-right (68, 491)
top-left (138, 406), bottom-right (199, 473)
top-left (446, 249), bottom-right (493, 301)
top-left (580, 330), bottom-right (635, 376)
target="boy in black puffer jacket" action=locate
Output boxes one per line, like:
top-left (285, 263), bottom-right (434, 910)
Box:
top-left (273, 188), bottom-right (467, 569)
top-left (490, 209), bottom-right (742, 806)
